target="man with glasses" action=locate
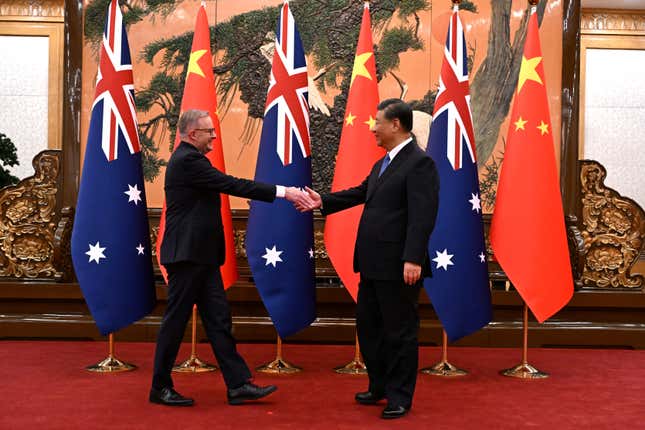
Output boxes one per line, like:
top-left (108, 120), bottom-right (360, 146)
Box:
top-left (150, 109), bottom-right (312, 407)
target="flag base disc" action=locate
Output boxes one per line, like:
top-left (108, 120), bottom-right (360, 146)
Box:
top-left (256, 358), bottom-right (302, 374)
top-left (420, 360), bottom-right (468, 377)
top-left (334, 358), bottom-right (367, 375)
top-left (172, 355), bottom-right (218, 373)
top-left (500, 363), bottom-right (549, 379)
top-left (86, 356), bottom-right (136, 373)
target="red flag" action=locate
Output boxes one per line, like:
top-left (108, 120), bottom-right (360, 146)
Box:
top-left (489, 10), bottom-right (572, 322)
top-left (324, 2), bottom-right (383, 301)
top-left (156, 4), bottom-right (239, 288)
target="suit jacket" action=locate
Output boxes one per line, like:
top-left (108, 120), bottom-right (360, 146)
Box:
top-left (160, 142), bottom-right (276, 266)
top-left (321, 139), bottom-right (439, 281)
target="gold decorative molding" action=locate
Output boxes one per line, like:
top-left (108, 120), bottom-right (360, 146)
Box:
top-left (0, 0), bottom-right (64, 22)
top-left (580, 160), bottom-right (645, 289)
top-left (0, 150), bottom-right (71, 279)
top-left (234, 229), bottom-right (247, 258)
top-left (582, 9), bottom-right (645, 35)
top-left (313, 229), bottom-right (328, 260)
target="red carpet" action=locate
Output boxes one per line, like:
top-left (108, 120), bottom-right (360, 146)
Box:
top-left (0, 341), bottom-right (643, 429)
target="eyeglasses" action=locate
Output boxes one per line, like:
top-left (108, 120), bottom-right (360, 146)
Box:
top-left (192, 128), bottom-right (216, 135)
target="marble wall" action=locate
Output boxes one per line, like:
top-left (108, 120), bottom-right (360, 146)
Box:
top-left (583, 48), bottom-right (645, 207)
top-left (0, 35), bottom-right (49, 180)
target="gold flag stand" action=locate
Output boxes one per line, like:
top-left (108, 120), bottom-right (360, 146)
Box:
top-left (173, 305), bottom-right (218, 373)
top-left (334, 333), bottom-right (367, 374)
top-left (500, 303), bottom-right (548, 379)
top-left (86, 333), bottom-right (136, 373)
top-left (420, 329), bottom-right (467, 376)
top-left (256, 335), bottom-right (302, 374)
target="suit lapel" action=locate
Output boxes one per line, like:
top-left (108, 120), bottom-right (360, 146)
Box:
top-left (366, 139), bottom-right (416, 202)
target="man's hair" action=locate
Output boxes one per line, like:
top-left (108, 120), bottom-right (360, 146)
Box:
top-left (178, 109), bottom-right (210, 138)
top-left (377, 98), bottom-right (413, 132)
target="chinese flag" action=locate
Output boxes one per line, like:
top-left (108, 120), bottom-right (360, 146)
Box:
top-left (156, 4), bottom-right (239, 288)
top-left (324, 2), bottom-right (383, 301)
top-left (489, 10), bottom-right (572, 322)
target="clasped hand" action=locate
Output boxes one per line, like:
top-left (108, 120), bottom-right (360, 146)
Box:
top-left (284, 186), bottom-right (322, 212)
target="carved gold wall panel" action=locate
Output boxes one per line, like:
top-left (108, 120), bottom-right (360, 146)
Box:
top-left (0, 150), bottom-right (71, 279)
top-left (581, 10), bottom-right (645, 35)
top-left (0, 0), bottom-right (64, 22)
top-left (580, 160), bottom-right (645, 289)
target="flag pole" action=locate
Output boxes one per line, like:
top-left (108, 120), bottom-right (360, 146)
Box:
top-left (334, 332), bottom-right (367, 374)
top-left (500, 303), bottom-right (548, 378)
top-left (420, 329), bottom-right (467, 376)
top-left (257, 334), bottom-right (302, 374)
top-left (86, 333), bottom-right (136, 372)
top-left (173, 305), bottom-right (217, 372)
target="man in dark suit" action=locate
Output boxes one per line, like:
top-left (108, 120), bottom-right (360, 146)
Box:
top-left (150, 109), bottom-right (312, 407)
top-left (304, 99), bottom-right (439, 419)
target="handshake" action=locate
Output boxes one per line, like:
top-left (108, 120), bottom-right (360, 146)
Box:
top-left (284, 186), bottom-right (322, 213)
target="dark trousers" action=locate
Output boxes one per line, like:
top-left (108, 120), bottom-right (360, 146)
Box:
top-left (152, 262), bottom-right (251, 390)
top-left (356, 276), bottom-right (421, 408)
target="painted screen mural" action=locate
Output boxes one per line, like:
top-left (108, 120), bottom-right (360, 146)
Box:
top-left (81, 0), bottom-right (562, 212)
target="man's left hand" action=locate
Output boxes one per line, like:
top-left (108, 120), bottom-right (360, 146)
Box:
top-left (403, 262), bottom-right (422, 285)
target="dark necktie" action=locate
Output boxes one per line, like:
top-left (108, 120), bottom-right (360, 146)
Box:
top-left (378, 154), bottom-right (391, 177)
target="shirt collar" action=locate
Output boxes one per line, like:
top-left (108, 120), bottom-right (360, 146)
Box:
top-left (387, 136), bottom-right (413, 161)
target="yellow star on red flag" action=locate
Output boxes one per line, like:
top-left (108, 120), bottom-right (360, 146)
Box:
top-left (517, 55), bottom-right (543, 93)
top-left (514, 116), bottom-right (528, 131)
top-left (187, 49), bottom-right (207, 78)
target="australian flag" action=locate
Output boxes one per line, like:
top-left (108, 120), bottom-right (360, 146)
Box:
top-left (424, 7), bottom-right (492, 342)
top-left (245, 2), bottom-right (316, 338)
top-left (71, 0), bottom-right (155, 335)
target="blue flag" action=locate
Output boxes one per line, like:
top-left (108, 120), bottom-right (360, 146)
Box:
top-left (246, 2), bottom-right (316, 338)
top-left (424, 7), bottom-right (492, 342)
top-left (71, 0), bottom-right (155, 335)
top-left (245, 2), bottom-right (316, 338)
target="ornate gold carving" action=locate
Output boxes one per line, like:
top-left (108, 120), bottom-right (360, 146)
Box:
top-left (0, 151), bottom-right (66, 279)
top-left (314, 229), bottom-right (328, 259)
top-left (52, 207), bottom-right (74, 281)
top-left (234, 229), bottom-right (247, 258)
top-left (566, 217), bottom-right (585, 290)
top-left (581, 10), bottom-right (645, 34)
top-left (150, 225), bottom-right (159, 256)
top-left (0, 0), bottom-right (64, 21)
top-left (580, 160), bottom-right (645, 289)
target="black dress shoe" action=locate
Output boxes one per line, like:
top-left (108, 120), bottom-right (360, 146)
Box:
top-left (355, 391), bottom-right (385, 405)
top-left (227, 383), bottom-right (277, 405)
top-left (149, 387), bottom-right (194, 406)
top-left (381, 405), bottom-right (409, 419)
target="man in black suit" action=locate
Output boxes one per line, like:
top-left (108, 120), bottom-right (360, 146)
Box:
top-left (304, 99), bottom-right (439, 419)
top-left (150, 109), bottom-right (312, 407)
